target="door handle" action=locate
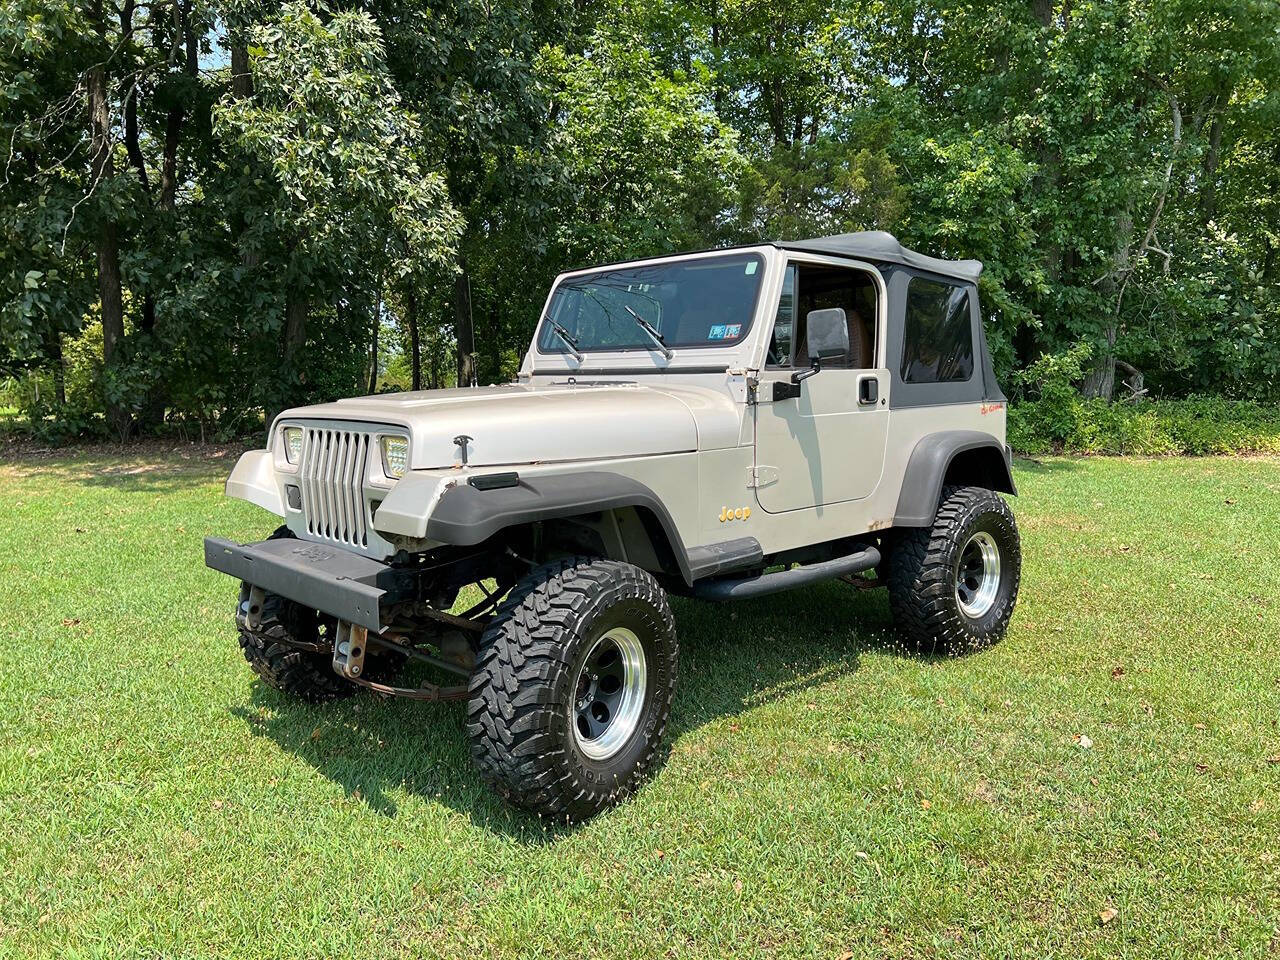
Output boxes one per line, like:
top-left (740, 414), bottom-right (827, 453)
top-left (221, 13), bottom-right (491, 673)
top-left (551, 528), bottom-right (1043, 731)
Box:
top-left (858, 376), bottom-right (879, 405)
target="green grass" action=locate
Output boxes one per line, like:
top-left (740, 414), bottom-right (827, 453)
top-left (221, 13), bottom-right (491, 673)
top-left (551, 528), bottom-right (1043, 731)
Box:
top-left (1, 451), bottom-right (1278, 958)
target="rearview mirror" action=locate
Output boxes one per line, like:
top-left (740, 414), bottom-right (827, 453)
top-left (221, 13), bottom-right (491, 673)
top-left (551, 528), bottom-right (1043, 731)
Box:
top-left (806, 308), bottom-right (849, 361)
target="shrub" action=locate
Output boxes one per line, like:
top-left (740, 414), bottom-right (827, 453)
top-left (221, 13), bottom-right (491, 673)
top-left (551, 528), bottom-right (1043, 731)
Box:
top-left (1007, 343), bottom-right (1280, 456)
top-left (1010, 394), bottom-right (1280, 456)
top-left (1008, 343), bottom-right (1092, 453)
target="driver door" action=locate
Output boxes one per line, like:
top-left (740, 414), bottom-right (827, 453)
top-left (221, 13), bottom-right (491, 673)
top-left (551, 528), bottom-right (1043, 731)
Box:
top-left (753, 259), bottom-right (890, 514)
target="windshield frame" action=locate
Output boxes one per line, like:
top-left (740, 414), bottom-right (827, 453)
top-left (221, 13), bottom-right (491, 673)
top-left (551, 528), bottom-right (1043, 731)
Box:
top-left (533, 251), bottom-right (769, 359)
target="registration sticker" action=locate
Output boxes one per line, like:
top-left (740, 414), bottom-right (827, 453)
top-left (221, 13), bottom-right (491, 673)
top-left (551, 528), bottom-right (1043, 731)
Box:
top-left (708, 324), bottom-right (727, 340)
top-left (724, 323), bottom-right (742, 339)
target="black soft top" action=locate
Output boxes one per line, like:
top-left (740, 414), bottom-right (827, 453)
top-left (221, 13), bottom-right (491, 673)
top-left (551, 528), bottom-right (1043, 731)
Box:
top-left (775, 231), bottom-right (982, 284)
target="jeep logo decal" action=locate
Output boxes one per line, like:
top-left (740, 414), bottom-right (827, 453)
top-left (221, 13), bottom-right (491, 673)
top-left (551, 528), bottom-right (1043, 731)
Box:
top-left (718, 505), bottom-right (752, 523)
top-left (291, 544), bottom-right (336, 562)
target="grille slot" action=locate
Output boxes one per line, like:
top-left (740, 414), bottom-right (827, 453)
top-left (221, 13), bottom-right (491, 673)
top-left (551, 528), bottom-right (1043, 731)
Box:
top-left (299, 427), bottom-right (370, 548)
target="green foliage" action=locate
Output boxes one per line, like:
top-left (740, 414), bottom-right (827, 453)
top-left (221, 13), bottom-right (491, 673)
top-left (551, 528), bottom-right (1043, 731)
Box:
top-left (1007, 343), bottom-right (1094, 451)
top-left (532, 28), bottom-right (747, 265)
top-left (2, 0), bottom-right (1280, 439)
top-left (1010, 393), bottom-right (1280, 456)
top-left (214, 4), bottom-right (461, 286)
top-left (736, 132), bottom-right (904, 240)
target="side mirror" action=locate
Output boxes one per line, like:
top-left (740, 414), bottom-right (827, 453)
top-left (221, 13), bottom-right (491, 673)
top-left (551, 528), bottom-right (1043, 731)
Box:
top-left (785, 308), bottom-right (849, 389)
top-left (805, 308), bottom-right (849, 361)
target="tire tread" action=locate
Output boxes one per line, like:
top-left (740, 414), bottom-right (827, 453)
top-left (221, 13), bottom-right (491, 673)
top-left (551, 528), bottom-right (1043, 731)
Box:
top-left (467, 556), bottom-right (677, 821)
top-left (886, 485), bottom-right (1021, 654)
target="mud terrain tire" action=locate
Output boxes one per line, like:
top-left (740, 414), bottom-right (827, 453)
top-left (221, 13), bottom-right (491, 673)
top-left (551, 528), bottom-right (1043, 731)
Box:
top-left (886, 485), bottom-right (1021, 654)
top-left (467, 557), bottom-right (678, 821)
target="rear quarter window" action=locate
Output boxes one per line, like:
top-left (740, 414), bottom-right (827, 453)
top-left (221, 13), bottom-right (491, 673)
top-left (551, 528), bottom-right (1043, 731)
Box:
top-left (901, 278), bottom-right (974, 383)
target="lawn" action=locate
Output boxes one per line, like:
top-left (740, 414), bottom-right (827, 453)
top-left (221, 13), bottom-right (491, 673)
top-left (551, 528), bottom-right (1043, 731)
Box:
top-left (1, 450), bottom-right (1277, 958)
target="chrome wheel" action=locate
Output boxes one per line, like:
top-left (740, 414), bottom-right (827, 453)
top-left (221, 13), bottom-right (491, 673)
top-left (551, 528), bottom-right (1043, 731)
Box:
top-left (572, 627), bottom-right (647, 761)
top-left (955, 531), bottom-right (1001, 619)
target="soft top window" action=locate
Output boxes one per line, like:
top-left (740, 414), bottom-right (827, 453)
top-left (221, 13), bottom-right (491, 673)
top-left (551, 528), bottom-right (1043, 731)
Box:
top-left (537, 254), bottom-right (764, 355)
top-left (901, 277), bottom-right (974, 383)
top-left (768, 261), bottom-right (877, 370)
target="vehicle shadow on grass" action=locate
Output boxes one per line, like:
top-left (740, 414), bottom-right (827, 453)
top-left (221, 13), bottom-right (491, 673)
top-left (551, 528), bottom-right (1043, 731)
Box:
top-left (231, 580), bottom-right (922, 844)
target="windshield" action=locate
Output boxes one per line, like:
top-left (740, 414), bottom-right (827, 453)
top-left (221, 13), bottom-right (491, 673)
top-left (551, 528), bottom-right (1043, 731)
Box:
top-left (537, 253), bottom-right (765, 356)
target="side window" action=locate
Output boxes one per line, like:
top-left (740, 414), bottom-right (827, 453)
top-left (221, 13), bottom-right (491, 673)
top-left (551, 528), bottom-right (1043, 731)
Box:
top-left (767, 265), bottom-right (797, 365)
top-left (901, 278), bottom-right (974, 383)
top-left (768, 262), bottom-right (877, 369)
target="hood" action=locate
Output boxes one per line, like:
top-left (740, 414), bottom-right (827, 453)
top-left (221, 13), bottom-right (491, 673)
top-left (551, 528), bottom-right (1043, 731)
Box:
top-left (277, 381), bottom-right (736, 469)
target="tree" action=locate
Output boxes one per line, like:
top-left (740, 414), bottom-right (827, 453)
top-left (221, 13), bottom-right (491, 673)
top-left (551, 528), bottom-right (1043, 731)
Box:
top-left (214, 2), bottom-right (462, 416)
top-left (0, 1), bottom-right (103, 403)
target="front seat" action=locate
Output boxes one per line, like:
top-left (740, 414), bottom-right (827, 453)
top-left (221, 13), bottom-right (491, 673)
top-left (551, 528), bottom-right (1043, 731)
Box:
top-left (846, 308), bottom-right (872, 369)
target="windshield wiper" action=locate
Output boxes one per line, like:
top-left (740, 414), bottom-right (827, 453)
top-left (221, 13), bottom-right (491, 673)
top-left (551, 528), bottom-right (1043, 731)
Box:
top-left (624, 305), bottom-right (673, 359)
top-left (546, 319), bottom-right (583, 361)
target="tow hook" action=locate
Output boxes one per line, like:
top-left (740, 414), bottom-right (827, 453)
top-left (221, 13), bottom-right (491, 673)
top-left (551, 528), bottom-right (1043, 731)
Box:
top-left (240, 585), bottom-right (266, 632)
top-left (332, 621), bottom-right (368, 679)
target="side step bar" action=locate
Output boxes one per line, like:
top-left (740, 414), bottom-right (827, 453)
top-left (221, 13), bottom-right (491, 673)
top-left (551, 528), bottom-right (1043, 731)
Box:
top-left (691, 546), bottom-right (881, 601)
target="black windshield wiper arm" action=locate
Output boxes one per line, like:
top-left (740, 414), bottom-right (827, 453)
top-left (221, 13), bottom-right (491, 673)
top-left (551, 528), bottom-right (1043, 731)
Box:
top-left (546, 319), bottom-right (583, 361)
top-left (624, 305), bottom-right (673, 359)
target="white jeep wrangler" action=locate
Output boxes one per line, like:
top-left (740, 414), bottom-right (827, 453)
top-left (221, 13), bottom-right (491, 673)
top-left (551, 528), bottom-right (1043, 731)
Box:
top-left (206, 231), bottom-right (1020, 820)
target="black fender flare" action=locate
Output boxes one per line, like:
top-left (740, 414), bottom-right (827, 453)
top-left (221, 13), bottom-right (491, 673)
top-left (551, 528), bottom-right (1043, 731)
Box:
top-left (425, 471), bottom-right (699, 584)
top-left (893, 431), bottom-right (1016, 527)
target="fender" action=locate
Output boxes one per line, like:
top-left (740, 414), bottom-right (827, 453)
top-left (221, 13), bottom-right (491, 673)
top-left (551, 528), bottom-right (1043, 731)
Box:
top-left (423, 471), bottom-right (699, 584)
top-left (894, 431), bottom-right (1016, 527)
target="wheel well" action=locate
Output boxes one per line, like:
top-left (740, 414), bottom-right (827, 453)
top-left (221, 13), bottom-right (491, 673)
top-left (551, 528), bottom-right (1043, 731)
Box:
top-left (894, 433), bottom-right (1017, 528)
top-left (942, 446), bottom-right (1016, 495)
top-left (419, 471), bottom-right (692, 582)
top-left (509, 506), bottom-right (684, 582)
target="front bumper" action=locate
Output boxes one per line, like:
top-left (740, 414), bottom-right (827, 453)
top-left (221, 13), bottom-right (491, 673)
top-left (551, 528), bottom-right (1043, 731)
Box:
top-left (203, 536), bottom-right (414, 632)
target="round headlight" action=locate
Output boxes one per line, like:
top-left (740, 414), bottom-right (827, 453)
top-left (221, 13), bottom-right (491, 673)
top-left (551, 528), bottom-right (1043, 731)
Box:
top-left (283, 427), bottom-right (304, 465)
top-left (380, 436), bottom-right (409, 478)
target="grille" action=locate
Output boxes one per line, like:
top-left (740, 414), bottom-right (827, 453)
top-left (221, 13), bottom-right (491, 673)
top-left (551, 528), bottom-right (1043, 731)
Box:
top-left (298, 427), bottom-right (372, 548)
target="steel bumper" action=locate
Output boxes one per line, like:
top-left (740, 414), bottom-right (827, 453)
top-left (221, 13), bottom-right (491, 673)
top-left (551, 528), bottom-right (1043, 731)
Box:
top-left (203, 536), bottom-right (413, 632)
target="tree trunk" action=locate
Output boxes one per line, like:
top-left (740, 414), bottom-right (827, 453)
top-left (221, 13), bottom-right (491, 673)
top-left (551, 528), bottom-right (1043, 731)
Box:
top-left (407, 285), bottom-right (421, 391)
top-left (1082, 325), bottom-right (1117, 400)
top-left (710, 1), bottom-right (722, 117)
top-left (764, 80), bottom-right (787, 145)
top-left (264, 288), bottom-right (309, 426)
top-left (229, 43), bottom-right (260, 275)
top-left (1030, 0), bottom-right (1062, 358)
top-left (454, 260), bottom-right (476, 387)
top-left (1083, 206), bottom-right (1134, 400)
top-left (1085, 92), bottom-right (1179, 400)
top-left (122, 83), bottom-right (149, 191)
top-left (231, 45), bottom-right (253, 99)
top-left (50, 331), bottom-right (66, 407)
top-left (368, 279), bottom-right (383, 395)
top-left (88, 66), bottom-right (125, 401)
top-left (284, 292), bottom-right (307, 367)
top-left (159, 109), bottom-right (182, 211)
top-left (1201, 107), bottom-right (1224, 221)
top-left (159, 6), bottom-right (194, 213)
top-left (119, 0), bottom-right (150, 193)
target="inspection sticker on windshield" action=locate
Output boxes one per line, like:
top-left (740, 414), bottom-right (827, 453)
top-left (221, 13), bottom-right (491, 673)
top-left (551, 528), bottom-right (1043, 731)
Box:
top-left (708, 323), bottom-right (742, 341)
